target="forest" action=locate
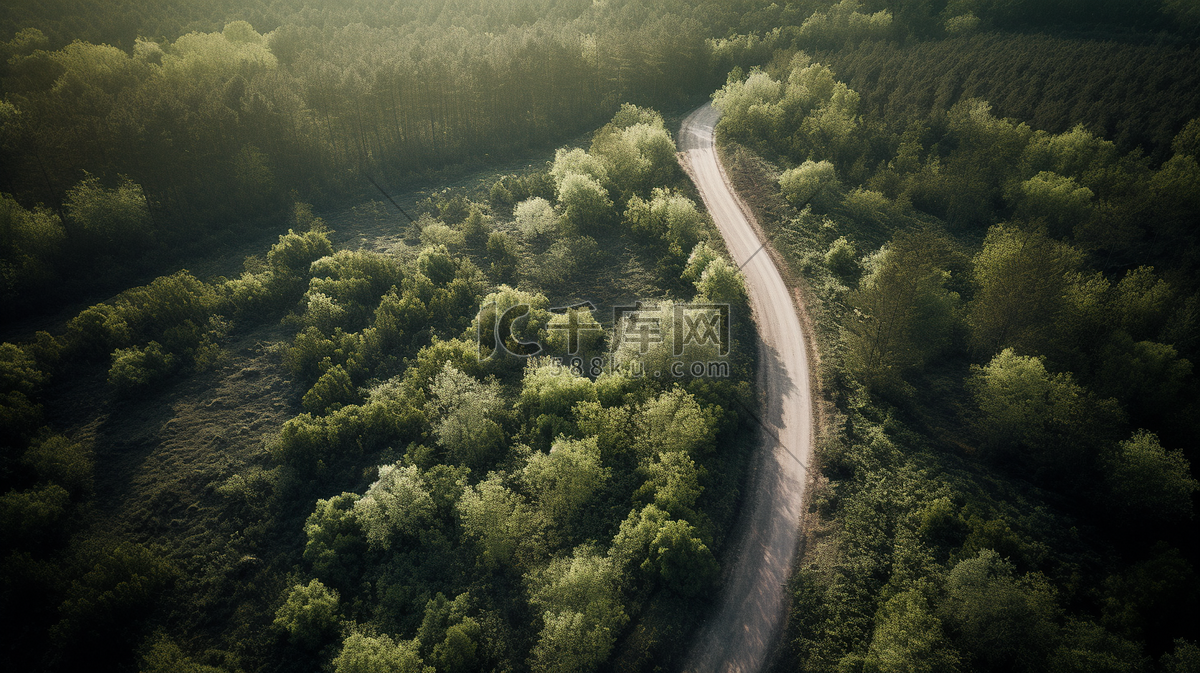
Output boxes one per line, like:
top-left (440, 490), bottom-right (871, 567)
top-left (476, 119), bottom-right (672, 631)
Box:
top-left (2, 0), bottom-right (1200, 672)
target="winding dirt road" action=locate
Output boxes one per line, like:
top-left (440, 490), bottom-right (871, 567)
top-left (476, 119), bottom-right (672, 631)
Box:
top-left (678, 103), bottom-right (814, 672)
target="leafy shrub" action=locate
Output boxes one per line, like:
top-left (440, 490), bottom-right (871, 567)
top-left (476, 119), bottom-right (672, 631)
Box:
top-left (22, 434), bottom-right (93, 496)
top-left (779, 160), bottom-right (841, 208)
top-left (274, 579), bottom-right (340, 650)
top-left (302, 364), bottom-right (358, 414)
top-left (0, 342), bottom-right (45, 441)
top-left (0, 483), bottom-right (70, 541)
top-left (108, 341), bottom-right (176, 392)
top-left (332, 632), bottom-right (428, 673)
top-left (52, 543), bottom-right (177, 654)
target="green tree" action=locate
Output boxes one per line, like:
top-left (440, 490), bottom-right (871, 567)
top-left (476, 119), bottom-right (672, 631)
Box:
top-left (302, 364), bottom-right (357, 414)
top-left (332, 632), bottom-right (430, 673)
top-left (456, 473), bottom-right (544, 568)
top-left (64, 175), bottom-right (151, 252)
top-left (304, 493), bottom-right (366, 589)
top-left (644, 518), bottom-right (719, 597)
top-left (825, 236), bottom-right (860, 283)
top-left (425, 363), bottom-right (505, 469)
top-left (353, 464), bottom-right (436, 549)
top-left (528, 546), bottom-right (628, 673)
top-left (416, 245), bottom-right (456, 286)
top-left (485, 232), bottom-right (520, 285)
top-left (967, 349), bottom-right (1121, 473)
top-left (634, 386), bottom-right (719, 459)
top-left (939, 550), bottom-right (1060, 672)
top-left (846, 232), bottom-right (960, 394)
top-left (780, 160), bottom-right (842, 208)
top-left (523, 436), bottom-right (609, 524)
top-left (635, 450), bottom-right (703, 519)
top-left (1013, 171), bottom-right (1095, 236)
top-left (967, 224), bottom-right (1084, 357)
top-left (1106, 430), bottom-right (1197, 522)
top-left (865, 588), bottom-right (961, 673)
top-left (514, 197), bottom-right (561, 243)
top-left (557, 173), bottom-right (613, 236)
top-left (273, 579), bottom-right (340, 650)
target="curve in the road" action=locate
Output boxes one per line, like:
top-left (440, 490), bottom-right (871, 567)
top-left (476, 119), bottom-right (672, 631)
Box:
top-left (678, 103), bottom-right (814, 673)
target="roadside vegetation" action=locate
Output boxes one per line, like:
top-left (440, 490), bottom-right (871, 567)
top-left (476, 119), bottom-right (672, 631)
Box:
top-left (712, 41), bottom-right (1200, 672)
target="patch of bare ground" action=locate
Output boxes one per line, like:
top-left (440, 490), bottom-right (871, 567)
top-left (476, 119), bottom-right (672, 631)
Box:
top-left (42, 319), bottom-right (305, 653)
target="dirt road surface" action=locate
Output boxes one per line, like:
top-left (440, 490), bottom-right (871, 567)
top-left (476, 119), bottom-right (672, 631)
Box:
top-left (678, 103), bottom-right (814, 673)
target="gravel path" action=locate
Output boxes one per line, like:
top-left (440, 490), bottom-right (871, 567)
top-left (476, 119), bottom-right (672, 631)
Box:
top-left (678, 103), bottom-right (814, 673)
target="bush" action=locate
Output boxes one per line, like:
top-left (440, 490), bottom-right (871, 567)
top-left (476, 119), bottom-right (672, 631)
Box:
top-left (22, 434), bottom-right (93, 495)
top-left (0, 342), bottom-right (45, 441)
top-left (0, 483), bottom-right (70, 541)
top-left (779, 160), bottom-right (841, 208)
top-left (274, 579), bottom-right (341, 650)
top-left (302, 364), bottom-right (358, 414)
top-left (108, 341), bottom-right (176, 392)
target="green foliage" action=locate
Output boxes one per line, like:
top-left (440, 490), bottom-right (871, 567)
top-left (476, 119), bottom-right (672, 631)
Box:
top-left (514, 197), bottom-right (561, 242)
top-left (416, 593), bottom-right (480, 673)
top-left (22, 434), bottom-right (92, 495)
top-left (825, 235), bottom-right (860, 283)
top-left (625, 188), bottom-right (708, 282)
top-left (425, 364), bottom-right (505, 469)
top-left (797, 0), bottom-right (893, 50)
top-left (967, 348), bottom-right (1121, 474)
top-left (777, 159), bottom-right (844, 208)
top-left (139, 634), bottom-right (229, 673)
top-left (353, 464), bottom-right (436, 549)
top-left (643, 518), bottom-right (719, 597)
top-left (0, 193), bottom-right (64, 291)
top-left (939, 550), bottom-right (1061, 672)
top-left (332, 632), bottom-right (430, 673)
top-left (1162, 639), bottom-right (1200, 673)
top-left (417, 245), bottom-right (456, 286)
top-left (304, 493), bottom-right (366, 589)
top-left (108, 340), bottom-right (175, 392)
top-left (590, 105), bottom-right (680, 201)
top-left (1013, 171), bottom-right (1095, 236)
top-left (64, 175), bottom-right (150, 251)
top-left (0, 482), bottom-right (70, 541)
top-left (1106, 430), bottom-right (1197, 522)
top-left (528, 546), bottom-right (628, 673)
top-left (967, 224), bottom-right (1084, 357)
top-left (302, 364), bottom-right (358, 414)
top-left (1047, 619), bottom-right (1149, 673)
top-left (516, 363), bottom-right (598, 449)
top-left (456, 473), bottom-right (545, 569)
top-left (523, 436), bottom-right (609, 524)
top-left (485, 231), bottom-right (520, 285)
top-left (0, 341), bottom-right (44, 440)
top-left (274, 579), bottom-right (341, 650)
top-left (557, 173), bottom-right (614, 236)
top-left (714, 57), bottom-right (862, 166)
top-left (52, 543), bottom-right (177, 651)
top-left (864, 588), bottom-right (960, 673)
top-left (635, 451), bottom-right (703, 519)
top-left (845, 230), bottom-right (960, 394)
top-left (634, 386), bottom-right (719, 460)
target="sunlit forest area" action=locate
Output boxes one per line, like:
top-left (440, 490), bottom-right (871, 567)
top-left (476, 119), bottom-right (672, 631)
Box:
top-left (2, 0), bottom-right (1200, 672)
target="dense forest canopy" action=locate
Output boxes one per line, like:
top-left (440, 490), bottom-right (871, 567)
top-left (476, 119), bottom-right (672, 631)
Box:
top-left (3, 0), bottom-right (1200, 672)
